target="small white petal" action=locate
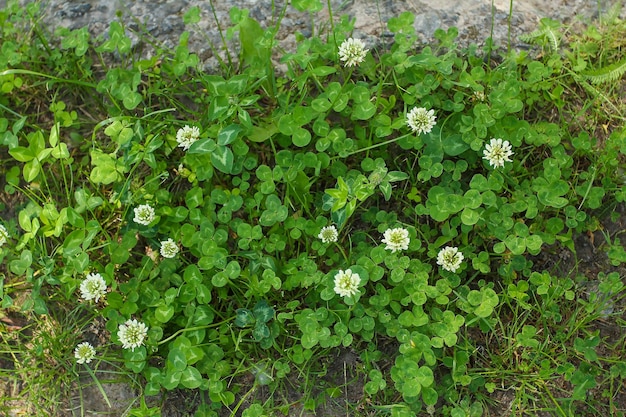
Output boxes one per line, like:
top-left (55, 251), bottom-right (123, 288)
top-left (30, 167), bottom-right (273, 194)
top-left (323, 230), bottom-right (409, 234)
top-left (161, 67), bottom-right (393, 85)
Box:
top-left (0, 224), bottom-right (8, 247)
top-left (176, 125), bottom-right (200, 151)
top-left (117, 319), bottom-right (148, 351)
top-left (318, 226), bottom-right (339, 243)
top-left (333, 269), bottom-right (361, 297)
top-left (382, 228), bottom-right (410, 253)
top-left (406, 107), bottom-right (437, 135)
top-left (79, 273), bottom-right (107, 303)
top-left (160, 238), bottom-right (180, 258)
top-left (338, 38), bottom-right (368, 67)
top-left (436, 246), bottom-right (464, 273)
top-left (482, 138), bottom-right (514, 168)
top-left (74, 342), bottom-right (96, 364)
top-left (133, 204), bottom-right (156, 226)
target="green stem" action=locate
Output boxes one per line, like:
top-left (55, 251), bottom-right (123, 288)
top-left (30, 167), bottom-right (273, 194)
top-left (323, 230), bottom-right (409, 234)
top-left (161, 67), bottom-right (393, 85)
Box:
top-left (157, 318), bottom-right (233, 345)
top-left (0, 69), bottom-right (97, 89)
top-left (345, 133), bottom-right (412, 157)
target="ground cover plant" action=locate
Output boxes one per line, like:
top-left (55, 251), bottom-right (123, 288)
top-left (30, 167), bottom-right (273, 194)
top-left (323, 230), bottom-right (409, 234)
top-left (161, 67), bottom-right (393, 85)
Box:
top-left (0, 0), bottom-right (626, 416)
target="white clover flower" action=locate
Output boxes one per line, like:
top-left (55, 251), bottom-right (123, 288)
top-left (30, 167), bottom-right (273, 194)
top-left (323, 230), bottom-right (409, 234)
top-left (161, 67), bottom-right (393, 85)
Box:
top-left (333, 269), bottom-right (361, 298)
top-left (79, 272), bottom-right (107, 303)
top-left (382, 227), bottom-right (410, 253)
top-left (117, 319), bottom-right (148, 351)
top-left (133, 204), bottom-right (155, 226)
top-left (338, 38), bottom-right (368, 67)
top-left (74, 342), bottom-right (96, 364)
top-left (472, 90), bottom-right (486, 102)
top-left (437, 246), bottom-right (464, 273)
top-left (176, 125), bottom-right (200, 151)
top-left (482, 138), bottom-right (514, 168)
top-left (318, 226), bottom-right (338, 244)
top-left (159, 238), bottom-right (179, 258)
top-left (406, 107), bottom-right (437, 135)
top-left (0, 224), bottom-right (8, 247)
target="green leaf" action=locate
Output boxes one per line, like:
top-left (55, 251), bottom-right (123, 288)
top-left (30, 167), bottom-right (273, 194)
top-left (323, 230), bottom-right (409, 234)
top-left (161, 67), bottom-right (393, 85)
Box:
top-left (310, 66), bottom-right (336, 76)
top-left (422, 386), bottom-right (438, 406)
top-left (239, 17), bottom-right (270, 68)
top-left (247, 123), bottom-right (277, 143)
top-left (123, 347), bottom-right (147, 373)
top-left (352, 101), bottom-right (376, 120)
top-left (207, 96), bottom-right (230, 121)
top-left (211, 145), bottom-right (234, 173)
top-left (90, 150), bottom-right (123, 184)
top-left (180, 366), bottom-right (203, 389)
top-left (460, 207), bottom-right (480, 225)
top-left (168, 348), bottom-right (187, 371)
top-left (292, 127), bottom-right (311, 147)
top-left (235, 308), bottom-right (255, 327)
top-left (62, 229), bottom-right (85, 258)
top-left (253, 300), bottom-right (274, 323)
top-left (155, 304), bottom-right (175, 323)
top-left (161, 370), bottom-right (182, 390)
top-left (10, 250), bottom-right (32, 275)
top-left (23, 159), bottom-right (41, 182)
top-left (9, 146), bottom-right (34, 162)
top-left (212, 272), bottom-right (229, 287)
top-left (188, 138), bottom-right (216, 154)
top-left (291, 0), bottom-right (323, 12)
top-left (252, 323), bottom-right (270, 340)
top-left (185, 187), bottom-right (203, 209)
top-left (386, 171), bottom-right (409, 182)
top-left (442, 134), bottom-right (470, 156)
top-left (183, 6), bottom-right (201, 24)
top-left (217, 124), bottom-right (244, 146)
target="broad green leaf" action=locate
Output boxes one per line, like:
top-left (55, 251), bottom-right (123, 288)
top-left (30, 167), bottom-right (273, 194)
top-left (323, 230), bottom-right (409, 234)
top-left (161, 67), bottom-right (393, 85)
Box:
top-left (123, 347), bottom-right (146, 373)
top-left (23, 158), bottom-right (41, 182)
top-left (155, 304), bottom-right (175, 323)
top-left (217, 124), bottom-right (244, 146)
top-left (235, 308), bottom-right (255, 327)
top-left (292, 127), bottom-right (311, 147)
top-left (442, 134), bottom-right (470, 156)
top-left (352, 101), bottom-right (376, 120)
top-left (9, 146), bottom-right (34, 162)
top-left (253, 300), bottom-right (274, 323)
top-left (181, 366), bottom-right (203, 389)
top-left (161, 370), bottom-right (182, 390)
top-left (168, 348), bottom-right (187, 371)
top-left (291, 0), bottom-right (323, 12)
top-left (211, 145), bottom-right (234, 174)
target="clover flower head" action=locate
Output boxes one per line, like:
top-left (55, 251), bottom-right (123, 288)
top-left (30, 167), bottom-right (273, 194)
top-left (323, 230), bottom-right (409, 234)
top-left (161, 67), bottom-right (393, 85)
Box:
top-left (338, 38), bottom-right (368, 67)
top-left (159, 238), bottom-right (179, 259)
top-left (318, 226), bottom-right (338, 244)
top-left (382, 227), bottom-right (410, 253)
top-left (176, 125), bottom-right (200, 151)
top-left (74, 342), bottom-right (96, 364)
top-left (79, 272), bottom-right (107, 303)
top-left (472, 90), bottom-right (486, 102)
top-left (333, 269), bottom-right (361, 298)
top-left (483, 138), bottom-right (514, 168)
top-left (406, 107), bottom-right (436, 135)
top-left (133, 204), bottom-right (155, 226)
top-left (0, 224), bottom-right (8, 247)
top-left (436, 246), bottom-right (464, 273)
top-left (368, 167), bottom-right (387, 186)
top-left (117, 319), bottom-right (148, 351)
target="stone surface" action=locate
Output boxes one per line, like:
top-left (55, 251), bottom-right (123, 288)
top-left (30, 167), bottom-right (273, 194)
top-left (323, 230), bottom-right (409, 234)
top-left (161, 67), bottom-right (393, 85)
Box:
top-left (2, 0), bottom-right (622, 71)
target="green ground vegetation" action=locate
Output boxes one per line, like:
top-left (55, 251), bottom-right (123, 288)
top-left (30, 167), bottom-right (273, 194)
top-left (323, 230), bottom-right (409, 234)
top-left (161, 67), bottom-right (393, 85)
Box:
top-left (0, 0), bottom-right (625, 416)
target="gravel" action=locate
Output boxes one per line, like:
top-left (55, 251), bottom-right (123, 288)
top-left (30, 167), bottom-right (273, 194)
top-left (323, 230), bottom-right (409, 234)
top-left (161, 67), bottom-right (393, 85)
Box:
top-left (2, 0), bottom-right (622, 71)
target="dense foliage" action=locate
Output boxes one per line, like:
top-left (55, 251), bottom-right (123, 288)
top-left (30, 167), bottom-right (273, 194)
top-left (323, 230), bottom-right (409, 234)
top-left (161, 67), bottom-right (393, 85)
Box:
top-left (1, 1), bottom-right (625, 416)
